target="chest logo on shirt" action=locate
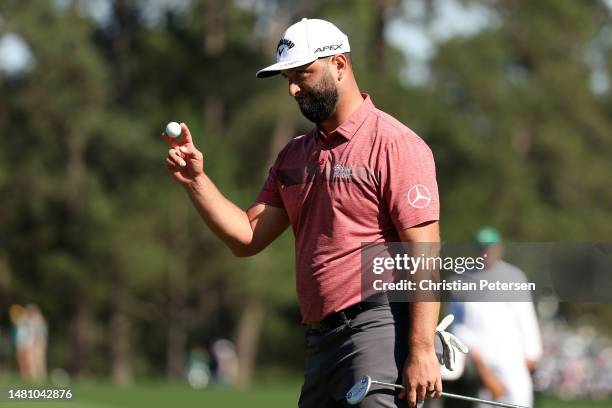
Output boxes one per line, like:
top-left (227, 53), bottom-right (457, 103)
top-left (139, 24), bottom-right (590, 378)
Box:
top-left (332, 164), bottom-right (353, 180)
top-left (407, 184), bottom-right (431, 208)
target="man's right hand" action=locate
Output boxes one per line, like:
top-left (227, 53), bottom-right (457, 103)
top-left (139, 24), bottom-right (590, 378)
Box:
top-left (161, 122), bottom-right (290, 257)
top-left (163, 123), bottom-right (205, 187)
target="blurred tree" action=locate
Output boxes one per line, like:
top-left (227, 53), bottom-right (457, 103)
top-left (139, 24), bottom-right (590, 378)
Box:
top-left (421, 0), bottom-right (612, 241)
top-left (0, 0), bottom-right (111, 377)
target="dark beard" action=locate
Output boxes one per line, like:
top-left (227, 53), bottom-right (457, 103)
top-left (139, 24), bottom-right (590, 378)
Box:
top-left (295, 71), bottom-right (338, 124)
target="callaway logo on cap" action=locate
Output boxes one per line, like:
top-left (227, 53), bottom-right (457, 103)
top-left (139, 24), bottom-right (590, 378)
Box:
top-left (256, 18), bottom-right (351, 78)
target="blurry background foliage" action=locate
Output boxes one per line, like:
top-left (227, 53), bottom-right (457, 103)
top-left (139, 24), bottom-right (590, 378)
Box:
top-left (0, 0), bottom-right (611, 386)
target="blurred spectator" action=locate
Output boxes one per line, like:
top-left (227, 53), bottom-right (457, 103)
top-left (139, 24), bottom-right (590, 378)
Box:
top-left (9, 304), bottom-right (48, 382)
top-left (26, 304), bottom-right (48, 382)
top-left (10, 304), bottom-right (33, 380)
top-left (186, 344), bottom-right (211, 389)
top-left (210, 338), bottom-right (238, 386)
top-left (534, 319), bottom-right (612, 400)
top-left (446, 227), bottom-right (542, 408)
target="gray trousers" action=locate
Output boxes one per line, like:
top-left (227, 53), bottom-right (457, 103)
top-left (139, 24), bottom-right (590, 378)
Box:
top-left (299, 303), bottom-right (410, 408)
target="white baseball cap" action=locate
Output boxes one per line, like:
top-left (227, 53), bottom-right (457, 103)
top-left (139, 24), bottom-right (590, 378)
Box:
top-left (256, 18), bottom-right (350, 78)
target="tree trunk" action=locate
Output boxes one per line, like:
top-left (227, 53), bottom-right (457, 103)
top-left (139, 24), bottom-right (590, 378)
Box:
top-left (203, 0), bottom-right (226, 56)
top-left (204, 95), bottom-right (225, 132)
top-left (70, 300), bottom-right (93, 377)
top-left (267, 114), bottom-right (296, 169)
top-left (202, 0), bottom-right (226, 131)
top-left (166, 294), bottom-right (188, 379)
top-left (235, 300), bottom-right (265, 388)
top-left (372, 0), bottom-right (398, 72)
top-left (110, 0), bottom-right (130, 104)
top-left (231, 114), bottom-right (295, 386)
top-left (110, 281), bottom-right (132, 385)
top-left (64, 124), bottom-right (90, 376)
top-left (165, 197), bottom-right (189, 379)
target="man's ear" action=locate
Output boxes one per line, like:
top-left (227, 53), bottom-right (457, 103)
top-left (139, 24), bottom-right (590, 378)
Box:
top-left (330, 54), bottom-right (348, 81)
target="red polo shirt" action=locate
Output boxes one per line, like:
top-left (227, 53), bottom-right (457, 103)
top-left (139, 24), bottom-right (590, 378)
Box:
top-left (255, 94), bottom-right (439, 324)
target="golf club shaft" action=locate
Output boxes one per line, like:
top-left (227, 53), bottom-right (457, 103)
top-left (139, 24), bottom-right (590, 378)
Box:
top-left (440, 392), bottom-right (527, 408)
top-left (370, 380), bottom-right (527, 408)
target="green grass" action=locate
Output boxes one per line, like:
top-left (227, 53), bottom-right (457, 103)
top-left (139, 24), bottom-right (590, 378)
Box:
top-left (1, 380), bottom-right (609, 408)
top-left (537, 396), bottom-right (612, 408)
top-left (1, 381), bottom-right (298, 408)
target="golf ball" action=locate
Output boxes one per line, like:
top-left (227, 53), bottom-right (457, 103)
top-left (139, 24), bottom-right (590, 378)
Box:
top-left (165, 121), bottom-right (182, 138)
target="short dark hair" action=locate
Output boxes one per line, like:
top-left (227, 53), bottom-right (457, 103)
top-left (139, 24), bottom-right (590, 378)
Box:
top-left (318, 53), bottom-right (352, 65)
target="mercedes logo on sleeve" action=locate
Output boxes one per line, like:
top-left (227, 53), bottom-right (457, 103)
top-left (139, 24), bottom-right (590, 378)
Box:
top-left (407, 184), bottom-right (431, 208)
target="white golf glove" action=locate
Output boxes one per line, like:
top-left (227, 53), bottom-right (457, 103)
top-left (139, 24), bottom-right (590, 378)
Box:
top-left (435, 314), bottom-right (469, 371)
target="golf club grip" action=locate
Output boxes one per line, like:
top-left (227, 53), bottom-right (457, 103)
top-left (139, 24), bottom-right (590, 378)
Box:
top-left (441, 392), bottom-right (528, 408)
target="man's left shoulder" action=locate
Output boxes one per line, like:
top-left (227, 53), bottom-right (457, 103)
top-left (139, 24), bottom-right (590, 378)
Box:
top-left (371, 107), bottom-right (428, 148)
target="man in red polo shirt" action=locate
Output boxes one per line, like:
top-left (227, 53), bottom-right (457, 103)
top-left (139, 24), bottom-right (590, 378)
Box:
top-left (164, 18), bottom-right (456, 408)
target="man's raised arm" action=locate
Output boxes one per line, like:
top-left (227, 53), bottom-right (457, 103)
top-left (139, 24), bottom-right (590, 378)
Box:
top-left (163, 123), bottom-right (289, 256)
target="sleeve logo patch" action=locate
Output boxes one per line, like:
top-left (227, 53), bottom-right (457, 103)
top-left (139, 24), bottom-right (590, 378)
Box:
top-left (407, 184), bottom-right (431, 208)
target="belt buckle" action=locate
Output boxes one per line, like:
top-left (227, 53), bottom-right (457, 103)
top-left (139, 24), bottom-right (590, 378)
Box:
top-left (338, 311), bottom-right (350, 325)
top-left (327, 311), bottom-right (349, 332)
